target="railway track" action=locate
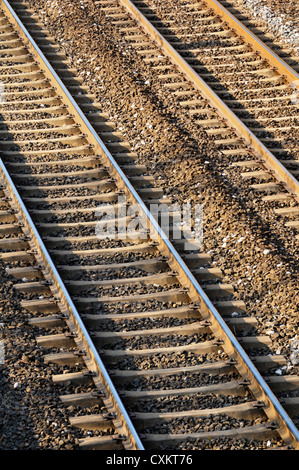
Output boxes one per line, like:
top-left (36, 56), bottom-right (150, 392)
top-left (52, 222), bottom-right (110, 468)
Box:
top-left (0, 0), bottom-right (298, 450)
top-left (219, 0), bottom-right (299, 61)
top-left (89, 0), bottom-right (299, 237)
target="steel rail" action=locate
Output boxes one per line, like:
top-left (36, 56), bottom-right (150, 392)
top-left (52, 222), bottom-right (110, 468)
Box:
top-left (0, 4), bottom-right (144, 451)
top-left (0, 158), bottom-right (144, 450)
top-left (118, 0), bottom-right (299, 204)
top-left (1, 0), bottom-right (299, 448)
top-left (202, 0), bottom-right (299, 86)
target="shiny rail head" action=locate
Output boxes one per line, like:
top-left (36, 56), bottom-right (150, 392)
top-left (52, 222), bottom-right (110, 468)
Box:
top-left (1, 0), bottom-right (299, 449)
top-left (204, 0), bottom-right (299, 86)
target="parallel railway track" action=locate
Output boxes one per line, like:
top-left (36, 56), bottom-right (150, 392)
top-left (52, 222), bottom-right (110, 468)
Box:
top-left (0, 0), bottom-right (298, 450)
top-left (217, 0), bottom-right (299, 62)
top-left (94, 0), bottom-right (299, 210)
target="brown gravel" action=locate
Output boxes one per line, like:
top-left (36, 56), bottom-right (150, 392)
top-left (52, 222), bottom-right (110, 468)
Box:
top-left (0, 264), bottom-right (80, 450)
top-left (22, 0), bottom-right (298, 357)
top-left (0, 0), bottom-right (298, 450)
